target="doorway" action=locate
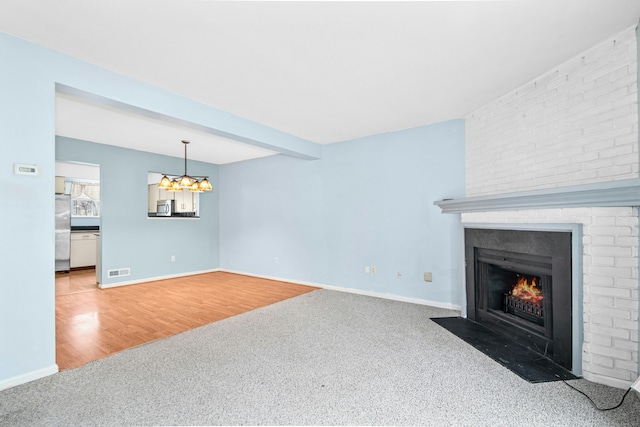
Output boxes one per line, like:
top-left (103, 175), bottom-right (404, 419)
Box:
top-left (54, 161), bottom-right (102, 369)
top-left (54, 161), bottom-right (101, 284)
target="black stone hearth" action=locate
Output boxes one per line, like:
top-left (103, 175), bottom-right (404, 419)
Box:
top-left (431, 317), bottom-right (577, 382)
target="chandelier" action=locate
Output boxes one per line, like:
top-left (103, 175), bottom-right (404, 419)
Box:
top-left (157, 140), bottom-right (213, 192)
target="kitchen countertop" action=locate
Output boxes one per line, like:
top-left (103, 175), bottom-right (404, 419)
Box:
top-left (71, 226), bottom-right (100, 232)
top-left (148, 212), bottom-right (199, 218)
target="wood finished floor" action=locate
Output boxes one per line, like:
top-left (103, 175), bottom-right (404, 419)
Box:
top-left (55, 270), bottom-right (318, 371)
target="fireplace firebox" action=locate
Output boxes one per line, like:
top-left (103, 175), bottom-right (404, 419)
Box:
top-left (465, 228), bottom-right (573, 370)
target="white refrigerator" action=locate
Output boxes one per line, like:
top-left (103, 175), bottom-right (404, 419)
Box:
top-left (55, 194), bottom-right (71, 272)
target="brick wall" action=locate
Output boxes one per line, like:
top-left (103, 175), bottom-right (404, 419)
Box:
top-left (462, 25), bottom-right (639, 389)
top-left (466, 25), bottom-right (638, 197)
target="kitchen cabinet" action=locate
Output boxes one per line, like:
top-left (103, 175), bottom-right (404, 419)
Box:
top-left (55, 176), bottom-right (66, 194)
top-left (70, 232), bottom-right (97, 268)
top-left (173, 190), bottom-right (195, 213)
top-left (148, 184), bottom-right (156, 212)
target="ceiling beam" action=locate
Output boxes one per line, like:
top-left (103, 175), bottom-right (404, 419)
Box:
top-left (56, 84), bottom-right (321, 161)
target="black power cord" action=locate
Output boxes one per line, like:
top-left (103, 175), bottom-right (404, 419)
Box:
top-left (531, 342), bottom-right (633, 411)
top-left (561, 379), bottom-right (632, 411)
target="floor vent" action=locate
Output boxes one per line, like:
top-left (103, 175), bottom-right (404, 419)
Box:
top-left (107, 268), bottom-right (131, 278)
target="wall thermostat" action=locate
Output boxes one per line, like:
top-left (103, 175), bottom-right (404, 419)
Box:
top-left (14, 163), bottom-right (40, 176)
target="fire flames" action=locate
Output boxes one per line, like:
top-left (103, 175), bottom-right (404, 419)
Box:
top-left (509, 276), bottom-right (543, 306)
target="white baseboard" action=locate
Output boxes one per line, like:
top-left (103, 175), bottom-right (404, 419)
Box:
top-left (0, 364), bottom-right (58, 391)
top-left (582, 372), bottom-right (636, 390)
top-left (99, 267), bottom-right (461, 311)
top-left (220, 269), bottom-right (462, 311)
top-left (99, 268), bottom-right (221, 289)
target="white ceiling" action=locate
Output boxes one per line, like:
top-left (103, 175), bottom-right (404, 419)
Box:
top-left (1, 1), bottom-right (640, 164)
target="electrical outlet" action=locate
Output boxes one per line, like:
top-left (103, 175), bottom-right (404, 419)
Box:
top-left (631, 375), bottom-right (640, 392)
top-left (424, 272), bottom-right (432, 282)
top-left (171, 255), bottom-right (176, 262)
top-left (364, 266), bottom-right (370, 274)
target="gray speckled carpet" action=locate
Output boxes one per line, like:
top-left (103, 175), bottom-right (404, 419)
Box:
top-left (1, 289), bottom-right (638, 426)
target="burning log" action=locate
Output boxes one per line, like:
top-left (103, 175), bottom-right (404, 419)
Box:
top-left (509, 276), bottom-right (543, 307)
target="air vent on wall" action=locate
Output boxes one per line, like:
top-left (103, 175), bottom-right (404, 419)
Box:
top-left (107, 268), bottom-right (131, 278)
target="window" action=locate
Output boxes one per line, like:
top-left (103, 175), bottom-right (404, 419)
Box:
top-left (69, 181), bottom-right (100, 217)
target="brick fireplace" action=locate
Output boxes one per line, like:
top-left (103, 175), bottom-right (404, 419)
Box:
top-left (457, 206), bottom-right (638, 389)
top-left (436, 24), bottom-right (639, 389)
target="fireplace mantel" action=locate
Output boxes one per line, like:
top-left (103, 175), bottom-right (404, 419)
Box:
top-left (434, 178), bottom-right (640, 214)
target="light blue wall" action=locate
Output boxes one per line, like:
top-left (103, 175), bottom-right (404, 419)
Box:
top-left (0, 28), bottom-right (463, 389)
top-left (0, 31), bottom-right (319, 388)
top-left (220, 120), bottom-right (465, 305)
top-left (56, 137), bottom-right (220, 284)
top-left (0, 34), bottom-right (57, 388)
